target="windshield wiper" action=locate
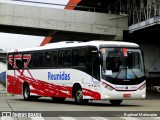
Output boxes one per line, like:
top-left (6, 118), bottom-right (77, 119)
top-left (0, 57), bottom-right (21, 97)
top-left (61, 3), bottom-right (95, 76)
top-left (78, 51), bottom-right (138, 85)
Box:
top-left (129, 68), bottom-right (138, 79)
top-left (115, 67), bottom-right (139, 79)
top-left (115, 66), bottom-right (125, 79)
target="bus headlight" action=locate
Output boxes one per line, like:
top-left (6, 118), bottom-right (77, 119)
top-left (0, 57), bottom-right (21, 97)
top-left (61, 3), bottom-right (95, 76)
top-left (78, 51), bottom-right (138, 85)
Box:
top-left (139, 83), bottom-right (146, 90)
top-left (142, 94), bottom-right (146, 98)
top-left (103, 83), bottom-right (114, 91)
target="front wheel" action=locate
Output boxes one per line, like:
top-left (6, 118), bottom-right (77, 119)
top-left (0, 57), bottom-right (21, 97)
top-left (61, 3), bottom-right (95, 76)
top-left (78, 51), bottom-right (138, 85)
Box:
top-left (109, 100), bottom-right (123, 105)
top-left (74, 86), bottom-right (88, 104)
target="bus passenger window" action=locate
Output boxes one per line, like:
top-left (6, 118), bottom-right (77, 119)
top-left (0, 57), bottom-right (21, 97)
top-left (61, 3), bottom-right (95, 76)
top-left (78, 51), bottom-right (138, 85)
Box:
top-left (45, 52), bottom-right (52, 67)
top-left (33, 53), bottom-right (44, 68)
top-left (14, 54), bottom-right (23, 69)
top-left (52, 51), bottom-right (58, 67)
top-left (64, 50), bottom-right (71, 66)
top-left (8, 54), bottom-right (13, 70)
top-left (58, 50), bottom-right (71, 67)
top-left (58, 51), bottom-right (64, 67)
top-left (72, 49), bottom-right (86, 67)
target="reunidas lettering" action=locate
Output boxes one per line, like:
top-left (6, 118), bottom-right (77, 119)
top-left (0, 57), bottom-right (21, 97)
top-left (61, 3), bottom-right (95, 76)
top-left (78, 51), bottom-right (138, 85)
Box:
top-left (48, 72), bottom-right (70, 80)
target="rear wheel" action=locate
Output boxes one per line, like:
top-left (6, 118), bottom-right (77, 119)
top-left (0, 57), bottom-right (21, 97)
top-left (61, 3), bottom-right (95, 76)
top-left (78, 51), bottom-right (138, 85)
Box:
top-left (23, 84), bottom-right (31, 101)
top-left (52, 97), bottom-right (66, 102)
top-left (74, 86), bottom-right (88, 104)
top-left (109, 100), bottom-right (123, 105)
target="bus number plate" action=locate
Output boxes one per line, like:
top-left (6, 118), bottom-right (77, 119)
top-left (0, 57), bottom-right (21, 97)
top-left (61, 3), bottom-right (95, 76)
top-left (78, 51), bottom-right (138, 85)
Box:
top-left (123, 94), bottom-right (131, 98)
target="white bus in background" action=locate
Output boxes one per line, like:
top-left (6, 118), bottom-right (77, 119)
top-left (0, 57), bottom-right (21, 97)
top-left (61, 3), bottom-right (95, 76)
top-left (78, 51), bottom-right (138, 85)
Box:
top-left (0, 51), bottom-right (7, 92)
top-left (7, 41), bottom-right (146, 105)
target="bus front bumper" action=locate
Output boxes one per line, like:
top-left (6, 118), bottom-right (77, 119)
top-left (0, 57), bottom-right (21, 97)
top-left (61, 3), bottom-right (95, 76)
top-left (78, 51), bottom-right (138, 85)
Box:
top-left (102, 88), bottom-right (146, 100)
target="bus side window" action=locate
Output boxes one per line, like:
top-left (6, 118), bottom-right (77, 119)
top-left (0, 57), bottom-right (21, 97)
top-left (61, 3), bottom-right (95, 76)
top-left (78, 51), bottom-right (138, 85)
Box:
top-left (72, 49), bottom-right (78, 66)
top-left (8, 54), bottom-right (13, 70)
top-left (33, 52), bottom-right (44, 68)
top-left (72, 48), bottom-right (86, 67)
top-left (45, 52), bottom-right (52, 67)
top-left (33, 53), bottom-right (38, 67)
top-left (87, 47), bottom-right (100, 79)
top-left (78, 49), bottom-right (86, 66)
top-left (92, 53), bottom-right (100, 79)
top-left (22, 53), bottom-right (32, 69)
top-left (63, 50), bottom-right (71, 66)
top-left (52, 51), bottom-right (58, 67)
top-left (58, 50), bottom-right (71, 67)
top-left (28, 54), bottom-right (32, 69)
top-left (58, 51), bottom-right (64, 67)
top-left (14, 54), bottom-right (23, 69)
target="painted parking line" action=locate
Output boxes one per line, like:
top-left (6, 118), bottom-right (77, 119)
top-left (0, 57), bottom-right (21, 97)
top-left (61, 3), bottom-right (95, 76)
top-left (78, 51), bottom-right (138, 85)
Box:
top-left (30, 117), bottom-right (45, 120)
top-left (153, 117), bottom-right (160, 119)
top-left (1, 117), bottom-right (14, 120)
top-left (91, 117), bottom-right (109, 120)
top-left (60, 117), bottom-right (77, 120)
top-left (120, 117), bottom-right (140, 120)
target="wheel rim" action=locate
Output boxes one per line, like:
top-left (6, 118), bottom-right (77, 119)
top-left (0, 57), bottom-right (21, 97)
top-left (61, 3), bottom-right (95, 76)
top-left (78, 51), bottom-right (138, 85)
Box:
top-left (76, 90), bottom-right (83, 102)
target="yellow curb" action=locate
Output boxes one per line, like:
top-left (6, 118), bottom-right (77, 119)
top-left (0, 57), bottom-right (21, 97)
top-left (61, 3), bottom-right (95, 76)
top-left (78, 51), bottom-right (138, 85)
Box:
top-left (7, 93), bottom-right (14, 96)
top-left (0, 93), bottom-right (14, 96)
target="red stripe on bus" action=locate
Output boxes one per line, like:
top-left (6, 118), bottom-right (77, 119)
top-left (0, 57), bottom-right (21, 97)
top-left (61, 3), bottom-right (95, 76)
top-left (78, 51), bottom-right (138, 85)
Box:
top-left (65, 0), bottom-right (81, 10)
top-left (40, 37), bottom-right (52, 46)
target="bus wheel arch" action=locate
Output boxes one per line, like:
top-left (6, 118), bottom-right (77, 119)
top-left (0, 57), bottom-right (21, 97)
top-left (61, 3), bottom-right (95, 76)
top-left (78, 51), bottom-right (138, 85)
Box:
top-left (23, 82), bottom-right (31, 101)
top-left (72, 83), bottom-right (88, 104)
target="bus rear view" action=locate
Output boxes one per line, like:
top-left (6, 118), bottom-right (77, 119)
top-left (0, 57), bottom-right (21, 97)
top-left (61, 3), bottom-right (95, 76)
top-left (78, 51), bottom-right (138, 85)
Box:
top-left (99, 42), bottom-right (145, 105)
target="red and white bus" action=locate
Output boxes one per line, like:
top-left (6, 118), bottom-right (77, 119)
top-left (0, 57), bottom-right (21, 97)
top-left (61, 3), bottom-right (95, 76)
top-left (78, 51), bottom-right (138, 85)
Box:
top-left (7, 41), bottom-right (146, 105)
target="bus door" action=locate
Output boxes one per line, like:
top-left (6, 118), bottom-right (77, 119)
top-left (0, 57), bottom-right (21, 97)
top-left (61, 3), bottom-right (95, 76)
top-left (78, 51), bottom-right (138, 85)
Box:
top-left (86, 47), bottom-right (101, 99)
top-left (90, 50), bottom-right (101, 98)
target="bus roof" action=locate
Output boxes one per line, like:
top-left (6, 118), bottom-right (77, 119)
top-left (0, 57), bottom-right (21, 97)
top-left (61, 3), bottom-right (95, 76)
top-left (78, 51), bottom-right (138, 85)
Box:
top-left (9, 40), bottom-right (139, 52)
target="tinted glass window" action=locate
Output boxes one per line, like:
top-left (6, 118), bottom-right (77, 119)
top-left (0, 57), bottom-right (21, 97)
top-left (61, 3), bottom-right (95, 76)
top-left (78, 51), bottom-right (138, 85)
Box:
top-left (22, 54), bottom-right (32, 69)
top-left (33, 52), bottom-right (44, 68)
top-left (52, 51), bottom-right (58, 67)
top-left (45, 52), bottom-right (52, 67)
top-left (8, 54), bottom-right (13, 70)
top-left (14, 54), bottom-right (23, 69)
top-left (58, 50), bottom-right (71, 67)
top-left (72, 48), bottom-right (86, 66)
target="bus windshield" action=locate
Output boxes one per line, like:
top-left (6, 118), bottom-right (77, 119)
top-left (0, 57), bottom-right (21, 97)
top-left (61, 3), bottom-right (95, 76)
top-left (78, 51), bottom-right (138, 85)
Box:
top-left (101, 48), bottom-right (145, 79)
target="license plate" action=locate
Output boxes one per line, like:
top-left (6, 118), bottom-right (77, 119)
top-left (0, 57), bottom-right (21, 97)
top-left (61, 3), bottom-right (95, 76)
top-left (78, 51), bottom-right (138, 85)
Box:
top-left (123, 94), bottom-right (131, 98)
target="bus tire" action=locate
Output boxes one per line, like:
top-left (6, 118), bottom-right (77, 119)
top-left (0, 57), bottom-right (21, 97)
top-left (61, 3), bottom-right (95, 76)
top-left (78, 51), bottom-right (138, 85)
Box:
top-left (74, 86), bottom-right (88, 104)
top-left (52, 97), bottom-right (66, 103)
top-left (109, 100), bottom-right (123, 105)
top-left (23, 84), bottom-right (31, 101)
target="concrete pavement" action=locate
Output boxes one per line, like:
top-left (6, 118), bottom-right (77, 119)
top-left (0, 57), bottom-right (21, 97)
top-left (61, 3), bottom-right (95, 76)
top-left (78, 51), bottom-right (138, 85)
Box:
top-left (0, 84), bottom-right (5, 91)
top-left (1, 93), bottom-right (160, 99)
